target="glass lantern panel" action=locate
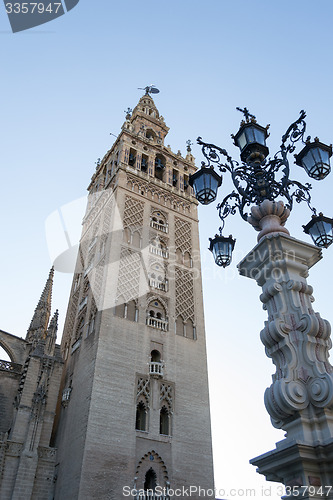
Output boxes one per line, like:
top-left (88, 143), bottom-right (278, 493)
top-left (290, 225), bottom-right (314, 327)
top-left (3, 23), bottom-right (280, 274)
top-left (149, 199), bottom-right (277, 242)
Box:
top-left (193, 173), bottom-right (205, 194)
top-left (309, 220), bottom-right (333, 247)
top-left (209, 174), bottom-right (220, 192)
top-left (245, 127), bottom-right (256, 144)
top-left (309, 221), bottom-right (322, 237)
top-left (302, 148), bottom-right (330, 179)
top-left (311, 147), bottom-right (322, 164)
top-left (237, 131), bottom-right (247, 150)
top-left (213, 240), bottom-right (232, 267)
top-left (302, 151), bottom-right (315, 172)
top-left (254, 128), bottom-right (266, 145)
top-left (323, 220), bottom-right (333, 236)
top-left (192, 170), bottom-right (220, 205)
top-left (317, 148), bottom-right (331, 179)
top-left (318, 147), bottom-right (330, 165)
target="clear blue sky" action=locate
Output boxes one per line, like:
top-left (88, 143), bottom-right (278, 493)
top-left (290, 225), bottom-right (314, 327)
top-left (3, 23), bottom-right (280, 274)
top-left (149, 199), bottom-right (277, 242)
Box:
top-left (1, 1), bottom-right (333, 498)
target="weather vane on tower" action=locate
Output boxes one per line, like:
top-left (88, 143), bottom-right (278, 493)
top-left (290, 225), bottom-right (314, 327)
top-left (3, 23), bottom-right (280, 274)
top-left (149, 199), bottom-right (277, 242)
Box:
top-left (138, 84), bottom-right (160, 96)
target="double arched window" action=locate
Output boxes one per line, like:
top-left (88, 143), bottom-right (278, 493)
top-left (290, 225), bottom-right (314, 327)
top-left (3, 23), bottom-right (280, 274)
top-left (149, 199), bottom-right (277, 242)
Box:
top-left (136, 401), bottom-right (148, 431)
top-left (160, 405), bottom-right (170, 435)
top-left (115, 298), bottom-right (138, 322)
top-left (146, 300), bottom-right (168, 331)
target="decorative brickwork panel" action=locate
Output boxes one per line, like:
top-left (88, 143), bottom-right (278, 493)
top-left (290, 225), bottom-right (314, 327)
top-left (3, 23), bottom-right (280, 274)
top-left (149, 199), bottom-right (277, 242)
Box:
top-left (160, 383), bottom-right (173, 411)
top-left (175, 218), bottom-right (192, 254)
top-left (123, 196), bottom-right (144, 233)
top-left (175, 268), bottom-right (194, 322)
top-left (126, 173), bottom-right (191, 214)
top-left (93, 257), bottom-right (105, 311)
top-left (102, 195), bottom-right (114, 237)
top-left (137, 377), bottom-right (150, 406)
top-left (62, 293), bottom-right (79, 350)
top-left (116, 248), bottom-right (141, 303)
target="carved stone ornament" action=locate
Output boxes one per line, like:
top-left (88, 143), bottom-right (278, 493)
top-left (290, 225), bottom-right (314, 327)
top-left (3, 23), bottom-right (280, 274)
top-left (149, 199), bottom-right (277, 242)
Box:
top-left (247, 199), bottom-right (290, 242)
top-left (238, 220), bottom-right (333, 445)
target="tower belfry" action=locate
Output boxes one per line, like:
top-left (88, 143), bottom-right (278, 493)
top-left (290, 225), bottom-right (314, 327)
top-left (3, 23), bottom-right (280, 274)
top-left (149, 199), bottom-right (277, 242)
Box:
top-left (53, 91), bottom-right (214, 499)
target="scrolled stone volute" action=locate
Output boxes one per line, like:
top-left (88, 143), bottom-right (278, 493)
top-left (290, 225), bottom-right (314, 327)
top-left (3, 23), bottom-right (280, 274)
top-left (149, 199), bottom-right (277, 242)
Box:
top-left (247, 199), bottom-right (290, 242)
top-left (264, 379), bottom-right (310, 428)
top-left (238, 232), bottom-right (333, 444)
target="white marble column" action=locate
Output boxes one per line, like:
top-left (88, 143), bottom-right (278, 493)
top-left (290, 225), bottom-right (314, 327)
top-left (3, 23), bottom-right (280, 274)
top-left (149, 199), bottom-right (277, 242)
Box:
top-left (238, 200), bottom-right (333, 498)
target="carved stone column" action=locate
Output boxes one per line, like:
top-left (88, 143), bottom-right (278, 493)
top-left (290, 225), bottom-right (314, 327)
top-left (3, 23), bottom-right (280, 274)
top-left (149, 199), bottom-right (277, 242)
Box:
top-left (238, 200), bottom-right (333, 498)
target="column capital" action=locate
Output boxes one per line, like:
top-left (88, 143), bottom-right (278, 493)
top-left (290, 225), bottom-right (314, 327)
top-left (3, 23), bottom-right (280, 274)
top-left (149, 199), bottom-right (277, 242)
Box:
top-left (238, 233), bottom-right (322, 286)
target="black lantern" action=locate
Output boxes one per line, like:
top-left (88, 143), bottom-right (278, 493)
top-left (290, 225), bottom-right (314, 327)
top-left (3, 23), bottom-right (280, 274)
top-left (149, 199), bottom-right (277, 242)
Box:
top-left (295, 139), bottom-right (332, 180)
top-left (209, 232), bottom-right (236, 267)
top-left (189, 167), bottom-right (222, 205)
top-left (303, 213), bottom-right (333, 248)
top-left (233, 121), bottom-right (269, 162)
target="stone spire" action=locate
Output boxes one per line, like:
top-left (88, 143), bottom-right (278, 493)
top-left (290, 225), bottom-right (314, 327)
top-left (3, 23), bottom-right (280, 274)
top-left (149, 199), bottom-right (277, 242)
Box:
top-left (128, 93), bottom-right (170, 144)
top-left (45, 309), bottom-right (58, 356)
top-left (26, 267), bottom-right (54, 344)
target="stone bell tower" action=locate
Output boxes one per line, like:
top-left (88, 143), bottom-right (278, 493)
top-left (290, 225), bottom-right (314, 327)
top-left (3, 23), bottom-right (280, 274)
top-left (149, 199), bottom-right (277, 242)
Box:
top-left (53, 90), bottom-right (214, 499)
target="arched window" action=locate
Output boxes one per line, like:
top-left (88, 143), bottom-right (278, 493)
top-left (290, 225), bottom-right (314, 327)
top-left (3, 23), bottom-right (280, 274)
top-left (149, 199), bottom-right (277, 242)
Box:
top-left (149, 236), bottom-right (168, 258)
top-left (151, 350), bottom-right (161, 362)
top-left (73, 273), bottom-right (81, 292)
top-left (146, 300), bottom-right (168, 331)
top-left (175, 315), bottom-right (184, 336)
top-left (115, 297), bottom-right (126, 318)
top-left (149, 262), bottom-right (166, 291)
top-left (123, 227), bottom-right (131, 244)
top-left (155, 154), bottom-right (165, 181)
top-left (185, 319), bottom-right (195, 339)
top-left (127, 300), bottom-right (137, 322)
top-left (184, 251), bottom-right (191, 267)
top-left (129, 148), bottom-right (136, 167)
top-left (144, 468), bottom-right (157, 492)
top-left (176, 248), bottom-right (183, 264)
top-left (141, 154), bottom-right (148, 172)
top-left (173, 169), bottom-right (178, 187)
top-left (83, 278), bottom-right (90, 294)
top-left (160, 405), bottom-right (170, 435)
top-left (149, 350), bottom-right (163, 376)
top-left (132, 230), bottom-right (141, 248)
top-left (150, 212), bottom-right (168, 233)
top-left (88, 307), bottom-right (97, 336)
top-left (146, 129), bottom-right (155, 140)
top-left (75, 316), bottom-right (85, 340)
top-left (136, 401), bottom-right (147, 431)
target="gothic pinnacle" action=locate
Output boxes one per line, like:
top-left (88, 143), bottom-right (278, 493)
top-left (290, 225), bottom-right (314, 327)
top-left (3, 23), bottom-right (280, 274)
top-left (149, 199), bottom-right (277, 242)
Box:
top-left (45, 309), bottom-right (59, 355)
top-left (26, 267), bottom-right (54, 344)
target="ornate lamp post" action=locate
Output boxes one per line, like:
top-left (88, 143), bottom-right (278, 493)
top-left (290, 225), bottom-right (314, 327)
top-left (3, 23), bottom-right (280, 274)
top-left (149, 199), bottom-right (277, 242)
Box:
top-left (190, 108), bottom-right (333, 497)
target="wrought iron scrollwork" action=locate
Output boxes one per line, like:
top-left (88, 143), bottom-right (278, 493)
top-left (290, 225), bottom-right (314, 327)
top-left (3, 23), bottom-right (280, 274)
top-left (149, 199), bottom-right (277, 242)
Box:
top-left (197, 110), bottom-right (316, 225)
top-left (280, 110), bottom-right (307, 152)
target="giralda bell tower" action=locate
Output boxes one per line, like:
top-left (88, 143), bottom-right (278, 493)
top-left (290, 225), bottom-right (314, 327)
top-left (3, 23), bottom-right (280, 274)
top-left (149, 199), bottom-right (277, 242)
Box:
top-left (53, 88), bottom-right (214, 499)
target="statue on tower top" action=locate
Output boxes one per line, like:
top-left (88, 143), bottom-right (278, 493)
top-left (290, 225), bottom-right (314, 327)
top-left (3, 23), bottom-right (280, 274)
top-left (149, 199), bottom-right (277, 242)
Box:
top-left (138, 84), bottom-right (160, 96)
